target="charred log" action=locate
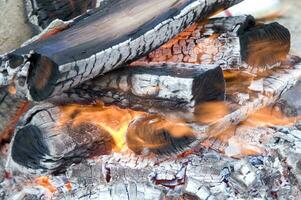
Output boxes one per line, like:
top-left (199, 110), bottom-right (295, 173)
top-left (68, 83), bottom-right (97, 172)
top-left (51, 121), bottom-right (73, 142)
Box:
top-left (8, 103), bottom-right (115, 174)
top-left (58, 63), bottom-right (225, 112)
top-left (7, 59), bottom-right (301, 175)
top-left (0, 0), bottom-right (242, 101)
top-left (24, 0), bottom-right (98, 31)
top-left (139, 15), bottom-right (290, 70)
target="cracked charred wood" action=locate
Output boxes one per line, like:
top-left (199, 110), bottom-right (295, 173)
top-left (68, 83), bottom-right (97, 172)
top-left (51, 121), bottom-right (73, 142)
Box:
top-left (58, 63), bottom-right (225, 112)
top-left (7, 103), bottom-right (115, 174)
top-left (139, 15), bottom-right (290, 70)
top-left (0, 88), bottom-right (30, 144)
top-left (0, 0), bottom-right (243, 101)
top-left (6, 59), bottom-right (301, 176)
top-left (24, 0), bottom-right (98, 31)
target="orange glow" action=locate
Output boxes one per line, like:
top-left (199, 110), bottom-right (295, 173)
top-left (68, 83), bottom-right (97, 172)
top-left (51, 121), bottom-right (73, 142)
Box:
top-left (243, 107), bottom-right (296, 127)
top-left (58, 102), bottom-right (145, 152)
top-left (7, 86), bottom-right (16, 95)
top-left (65, 182), bottom-right (72, 191)
top-left (35, 176), bottom-right (57, 193)
top-left (195, 101), bottom-right (230, 124)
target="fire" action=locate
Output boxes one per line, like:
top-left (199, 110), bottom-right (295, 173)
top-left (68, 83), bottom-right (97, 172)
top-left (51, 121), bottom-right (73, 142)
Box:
top-left (195, 101), bottom-right (230, 124)
top-left (126, 115), bottom-right (195, 155)
top-left (58, 102), bottom-right (145, 152)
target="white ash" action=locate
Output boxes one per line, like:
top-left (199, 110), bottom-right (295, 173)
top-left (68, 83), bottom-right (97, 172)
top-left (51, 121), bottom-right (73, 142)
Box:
top-left (2, 123), bottom-right (301, 200)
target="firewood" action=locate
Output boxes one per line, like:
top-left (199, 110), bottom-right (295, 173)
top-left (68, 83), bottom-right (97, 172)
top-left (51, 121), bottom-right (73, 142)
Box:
top-left (24, 0), bottom-right (97, 30)
top-left (8, 59), bottom-right (301, 174)
top-left (56, 63), bottom-right (225, 112)
top-left (138, 15), bottom-right (290, 70)
top-left (0, 0), bottom-right (242, 101)
top-left (8, 103), bottom-right (115, 173)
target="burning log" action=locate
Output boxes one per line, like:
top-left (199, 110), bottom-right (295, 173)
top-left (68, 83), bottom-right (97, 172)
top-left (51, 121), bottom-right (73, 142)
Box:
top-left (58, 63), bottom-right (225, 112)
top-left (0, 0), bottom-right (242, 101)
top-left (7, 101), bottom-right (202, 173)
top-left (24, 0), bottom-right (98, 30)
top-left (138, 15), bottom-right (290, 70)
top-left (7, 103), bottom-right (117, 174)
top-left (7, 59), bottom-right (301, 175)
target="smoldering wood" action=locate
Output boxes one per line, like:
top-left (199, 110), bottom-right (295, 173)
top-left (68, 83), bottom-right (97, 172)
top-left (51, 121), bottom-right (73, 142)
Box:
top-left (138, 15), bottom-right (290, 71)
top-left (0, 0), bottom-right (242, 101)
top-left (0, 88), bottom-right (30, 144)
top-left (57, 63), bottom-right (225, 112)
top-left (7, 103), bottom-right (115, 174)
top-left (8, 58), bottom-right (301, 175)
top-left (24, 0), bottom-right (98, 31)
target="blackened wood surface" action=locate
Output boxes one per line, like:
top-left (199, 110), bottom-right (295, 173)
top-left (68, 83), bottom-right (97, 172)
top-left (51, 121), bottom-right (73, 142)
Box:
top-left (57, 63), bottom-right (225, 112)
top-left (25, 0), bottom-right (97, 30)
top-left (9, 103), bottom-right (115, 173)
top-left (0, 0), bottom-right (242, 101)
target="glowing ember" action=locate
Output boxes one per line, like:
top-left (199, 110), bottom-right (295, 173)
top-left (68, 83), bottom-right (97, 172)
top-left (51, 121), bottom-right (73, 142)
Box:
top-left (35, 176), bottom-right (57, 193)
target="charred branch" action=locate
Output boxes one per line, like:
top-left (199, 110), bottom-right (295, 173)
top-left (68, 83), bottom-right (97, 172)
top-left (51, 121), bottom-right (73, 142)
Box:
top-left (139, 15), bottom-right (290, 70)
top-left (0, 0), bottom-right (242, 101)
top-left (58, 63), bottom-right (225, 112)
top-left (24, 0), bottom-right (98, 31)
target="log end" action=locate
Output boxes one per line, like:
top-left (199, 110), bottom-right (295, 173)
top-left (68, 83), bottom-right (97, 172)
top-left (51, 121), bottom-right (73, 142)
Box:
top-left (10, 120), bottom-right (114, 173)
top-left (193, 66), bottom-right (226, 105)
top-left (241, 22), bottom-right (291, 67)
top-left (27, 54), bottom-right (60, 101)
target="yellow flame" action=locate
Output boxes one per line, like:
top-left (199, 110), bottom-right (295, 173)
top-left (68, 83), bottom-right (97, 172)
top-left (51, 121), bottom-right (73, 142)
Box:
top-left (58, 102), bottom-right (144, 152)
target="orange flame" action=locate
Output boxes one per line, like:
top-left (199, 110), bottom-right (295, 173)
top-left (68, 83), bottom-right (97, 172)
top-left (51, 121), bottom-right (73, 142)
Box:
top-left (195, 101), bottom-right (230, 124)
top-left (58, 102), bottom-right (144, 152)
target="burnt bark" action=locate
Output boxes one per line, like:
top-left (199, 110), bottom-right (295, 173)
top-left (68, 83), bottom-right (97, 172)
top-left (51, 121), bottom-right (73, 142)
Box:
top-left (24, 0), bottom-right (98, 31)
top-left (139, 15), bottom-right (290, 70)
top-left (57, 63), bottom-right (225, 112)
top-left (0, 0), bottom-right (243, 101)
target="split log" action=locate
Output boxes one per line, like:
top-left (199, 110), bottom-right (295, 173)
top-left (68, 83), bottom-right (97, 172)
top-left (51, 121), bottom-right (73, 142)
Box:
top-left (24, 0), bottom-right (98, 31)
top-left (138, 15), bottom-right (290, 70)
top-left (0, 0), bottom-right (242, 101)
top-left (57, 63), bottom-right (225, 112)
